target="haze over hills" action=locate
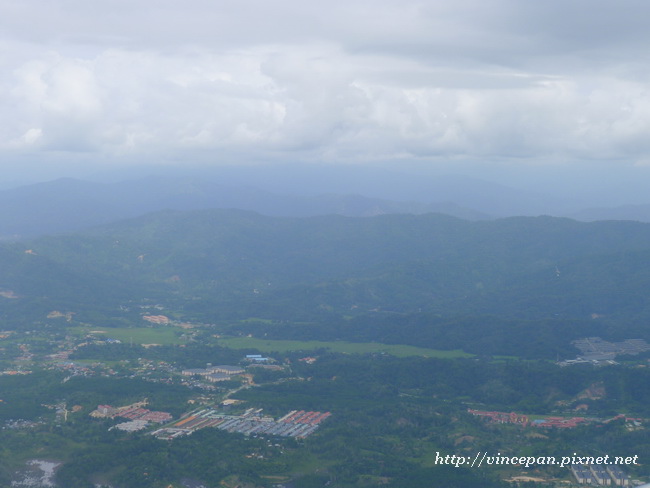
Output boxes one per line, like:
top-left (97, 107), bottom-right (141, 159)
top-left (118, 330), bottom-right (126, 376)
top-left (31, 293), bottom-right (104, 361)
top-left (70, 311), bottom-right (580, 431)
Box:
top-left (569, 203), bottom-right (650, 223)
top-left (3, 209), bottom-right (650, 357)
top-left (4, 165), bottom-right (650, 240)
top-left (0, 175), bottom-right (493, 239)
top-left (3, 166), bottom-right (650, 358)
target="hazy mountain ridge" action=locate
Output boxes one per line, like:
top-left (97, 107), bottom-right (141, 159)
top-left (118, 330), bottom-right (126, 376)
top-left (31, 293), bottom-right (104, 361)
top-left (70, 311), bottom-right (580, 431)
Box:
top-left (0, 176), bottom-right (490, 239)
top-left (570, 203), bottom-right (650, 223)
top-left (4, 170), bottom-right (650, 242)
top-left (4, 210), bottom-right (650, 329)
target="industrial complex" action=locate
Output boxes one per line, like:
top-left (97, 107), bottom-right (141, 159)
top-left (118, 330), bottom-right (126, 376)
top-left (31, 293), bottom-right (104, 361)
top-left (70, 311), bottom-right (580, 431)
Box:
top-left (152, 408), bottom-right (331, 440)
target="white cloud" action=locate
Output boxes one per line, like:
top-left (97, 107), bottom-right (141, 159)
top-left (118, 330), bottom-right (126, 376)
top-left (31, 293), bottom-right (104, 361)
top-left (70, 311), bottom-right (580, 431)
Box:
top-left (22, 128), bottom-right (43, 145)
top-left (2, 0), bottom-right (650, 167)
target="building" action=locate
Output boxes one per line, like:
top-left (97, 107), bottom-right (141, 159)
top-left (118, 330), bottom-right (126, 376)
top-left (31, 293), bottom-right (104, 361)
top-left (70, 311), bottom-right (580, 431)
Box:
top-left (590, 465), bottom-right (611, 486)
top-left (209, 365), bottom-right (245, 375)
top-left (142, 315), bottom-right (170, 324)
top-left (181, 368), bottom-right (210, 376)
top-left (606, 466), bottom-right (630, 486)
top-left (206, 373), bottom-right (230, 383)
top-left (571, 465), bottom-right (630, 486)
top-left (571, 465), bottom-right (593, 484)
top-left (90, 405), bottom-right (117, 418)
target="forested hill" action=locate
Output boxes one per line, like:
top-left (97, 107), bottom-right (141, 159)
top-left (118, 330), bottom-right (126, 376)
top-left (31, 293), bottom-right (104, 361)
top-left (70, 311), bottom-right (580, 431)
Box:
top-left (2, 210), bottom-right (650, 331)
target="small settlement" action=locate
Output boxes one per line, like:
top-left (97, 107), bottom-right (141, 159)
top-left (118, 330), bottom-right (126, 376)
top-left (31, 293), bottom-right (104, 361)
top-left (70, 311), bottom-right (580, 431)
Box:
top-left (560, 337), bottom-right (650, 366)
top-left (468, 408), bottom-right (638, 486)
top-left (83, 354), bottom-right (334, 440)
top-left (468, 409), bottom-right (588, 428)
top-left (181, 364), bottom-right (245, 383)
top-left (90, 401), bottom-right (173, 432)
top-left (468, 409), bottom-right (645, 430)
top-left (152, 408), bottom-right (331, 441)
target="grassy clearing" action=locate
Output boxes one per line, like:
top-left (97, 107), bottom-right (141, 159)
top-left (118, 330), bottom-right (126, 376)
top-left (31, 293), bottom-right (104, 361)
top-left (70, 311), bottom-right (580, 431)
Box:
top-left (217, 337), bottom-right (472, 358)
top-left (66, 326), bottom-right (188, 345)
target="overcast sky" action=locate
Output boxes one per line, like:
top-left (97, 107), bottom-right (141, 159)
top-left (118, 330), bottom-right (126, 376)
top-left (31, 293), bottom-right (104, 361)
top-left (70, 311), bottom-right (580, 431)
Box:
top-left (2, 0), bottom-right (650, 181)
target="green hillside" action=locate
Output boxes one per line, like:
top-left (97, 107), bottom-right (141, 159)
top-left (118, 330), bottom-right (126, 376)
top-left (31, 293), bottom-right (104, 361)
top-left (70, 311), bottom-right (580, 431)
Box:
top-left (3, 210), bottom-right (650, 356)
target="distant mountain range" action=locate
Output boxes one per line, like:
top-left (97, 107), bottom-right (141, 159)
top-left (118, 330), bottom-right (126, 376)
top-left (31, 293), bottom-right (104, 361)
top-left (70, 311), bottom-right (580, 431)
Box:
top-left (0, 176), bottom-right (491, 239)
top-left (4, 172), bottom-right (650, 240)
top-left (569, 204), bottom-right (650, 223)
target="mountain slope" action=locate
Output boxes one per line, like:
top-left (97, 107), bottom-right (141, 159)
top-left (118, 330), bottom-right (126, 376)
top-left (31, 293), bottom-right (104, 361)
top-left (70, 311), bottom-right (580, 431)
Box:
top-left (4, 210), bottom-right (650, 357)
top-left (1, 210), bottom-right (649, 321)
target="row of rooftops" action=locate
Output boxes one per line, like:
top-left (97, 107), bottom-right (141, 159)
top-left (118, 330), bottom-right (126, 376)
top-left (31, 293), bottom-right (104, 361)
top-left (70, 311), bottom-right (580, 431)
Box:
top-left (469, 409), bottom-right (590, 428)
top-left (245, 355), bottom-right (270, 362)
top-left (91, 403), bottom-right (172, 423)
top-left (181, 365), bottom-right (245, 376)
top-left (154, 408), bottom-right (333, 440)
top-left (571, 464), bottom-right (629, 486)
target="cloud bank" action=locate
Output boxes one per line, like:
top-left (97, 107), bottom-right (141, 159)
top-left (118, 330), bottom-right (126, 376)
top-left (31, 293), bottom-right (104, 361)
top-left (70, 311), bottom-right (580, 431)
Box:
top-left (2, 0), bottom-right (650, 168)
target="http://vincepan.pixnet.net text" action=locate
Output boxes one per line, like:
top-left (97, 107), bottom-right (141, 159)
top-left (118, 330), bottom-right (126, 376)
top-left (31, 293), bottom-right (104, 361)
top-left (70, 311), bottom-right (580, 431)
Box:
top-left (435, 452), bottom-right (640, 468)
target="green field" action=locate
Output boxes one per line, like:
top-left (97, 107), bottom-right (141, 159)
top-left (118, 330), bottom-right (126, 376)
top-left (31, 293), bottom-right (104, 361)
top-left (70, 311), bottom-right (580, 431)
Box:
top-left (217, 337), bottom-right (472, 358)
top-left (66, 326), bottom-right (188, 345)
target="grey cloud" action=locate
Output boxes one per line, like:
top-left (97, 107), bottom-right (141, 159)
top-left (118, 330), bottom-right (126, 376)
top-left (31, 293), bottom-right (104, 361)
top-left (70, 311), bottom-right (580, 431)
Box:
top-left (2, 0), bottom-right (650, 169)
